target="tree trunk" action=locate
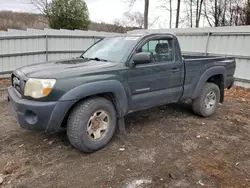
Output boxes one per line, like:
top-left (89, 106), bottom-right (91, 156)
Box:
top-left (176, 0), bottom-right (181, 28)
top-left (247, 0), bottom-right (250, 25)
top-left (190, 0), bottom-right (193, 27)
top-left (170, 0), bottom-right (172, 28)
top-left (214, 0), bottom-right (219, 27)
top-left (221, 0), bottom-right (227, 26)
top-left (229, 0), bottom-right (233, 26)
top-left (196, 0), bottom-right (204, 27)
top-left (204, 0), bottom-right (213, 27)
top-left (144, 0), bottom-right (149, 29)
top-left (195, 0), bottom-right (198, 27)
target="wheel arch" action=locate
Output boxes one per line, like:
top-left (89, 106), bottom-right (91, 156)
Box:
top-left (59, 80), bottom-right (128, 128)
top-left (192, 66), bottom-right (226, 102)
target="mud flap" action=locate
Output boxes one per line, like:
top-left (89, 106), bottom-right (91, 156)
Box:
top-left (117, 118), bottom-right (126, 135)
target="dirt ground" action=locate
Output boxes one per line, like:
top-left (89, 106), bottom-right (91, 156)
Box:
top-left (0, 79), bottom-right (250, 188)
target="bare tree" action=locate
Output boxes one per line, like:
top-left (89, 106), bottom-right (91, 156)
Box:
top-left (149, 16), bottom-right (160, 28)
top-left (181, 0), bottom-right (249, 27)
top-left (183, 0), bottom-right (204, 28)
top-left (115, 12), bottom-right (144, 28)
top-left (195, 0), bottom-right (204, 27)
top-left (191, 0), bottom-right (193, 27)
top-left (229, 0), bottom-right (249, 26)
top-left (246, 0), bottom-right (250, 24)
top-left (125, 0), bottom-right (150, 29)
top-left (144, 0), bottom-right (149, 29)
top-left (159, 0), bottom-right (173, 28)
top-left (176, 0), bottom-right (181, 28)
top-left (169, 0), bottom-right (172, 28)
top-left (203, 0), bottom-right (249, 27)
top-left (115, 11), bottom-right (160, 29)
top-left (203, 0), bottom-right (224, 27)
top-left (30, 0), bottom-right (47, 14)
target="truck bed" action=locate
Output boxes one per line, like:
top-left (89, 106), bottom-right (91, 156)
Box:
top-left (183, 55), bottom-right (235, 78)
top-left (181, 55), bottom-right (236, 100)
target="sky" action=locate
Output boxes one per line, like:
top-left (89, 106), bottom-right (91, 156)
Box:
top-left (0, 0), bottom-right (180, 28)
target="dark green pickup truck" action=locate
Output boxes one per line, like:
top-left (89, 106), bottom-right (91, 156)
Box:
top-left (8, 33), bottom-right (236, 153)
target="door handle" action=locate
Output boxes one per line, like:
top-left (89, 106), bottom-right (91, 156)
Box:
top-left (171, 68), bottom-right (180, 73)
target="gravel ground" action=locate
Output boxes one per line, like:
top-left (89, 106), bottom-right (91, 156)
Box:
top-left (0, 80), bottom-right (250, 188)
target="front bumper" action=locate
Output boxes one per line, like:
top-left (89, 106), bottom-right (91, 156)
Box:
top-left (8, 86), bottom-right (76, 133)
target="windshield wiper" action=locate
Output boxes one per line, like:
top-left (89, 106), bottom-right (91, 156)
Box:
top-left (79, 55), bottom-right (108, 62)
top-left (87, 57), bottom-right (108, 62)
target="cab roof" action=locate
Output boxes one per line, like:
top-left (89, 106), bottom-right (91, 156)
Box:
top-left (110, 32), bottom-right (177, 39)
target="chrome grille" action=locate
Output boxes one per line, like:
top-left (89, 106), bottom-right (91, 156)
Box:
top-left (12, 74), bottom-right (22, 94)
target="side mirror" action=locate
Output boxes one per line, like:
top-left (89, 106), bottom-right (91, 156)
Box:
top-left (132, 52), bottom-right (153, 65)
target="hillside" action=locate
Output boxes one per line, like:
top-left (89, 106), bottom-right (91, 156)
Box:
top-left (0, 11), bottom-right (48, 31)
top-left (0, 11), bottom-right (137, 33)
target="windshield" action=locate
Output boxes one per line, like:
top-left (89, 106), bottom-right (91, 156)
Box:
top-left (82, 36), bottom-right (140, 63)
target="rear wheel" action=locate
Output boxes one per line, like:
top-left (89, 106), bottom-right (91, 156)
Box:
top-left (67, 97), bottom-right (117, 153)
top-left (192, 83), bottom-right (220, 117)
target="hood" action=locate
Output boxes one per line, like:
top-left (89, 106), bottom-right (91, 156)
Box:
top-left (18, 58), bottom-right (117, 78)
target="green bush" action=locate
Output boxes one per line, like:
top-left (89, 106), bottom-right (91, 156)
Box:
top-left (46, 0), bottom-right (90, 30)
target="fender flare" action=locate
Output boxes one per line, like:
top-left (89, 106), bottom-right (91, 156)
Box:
top-left (59, 80), bottom-right (128, 117)
top-left (191, 66), bottom-right (226, 99)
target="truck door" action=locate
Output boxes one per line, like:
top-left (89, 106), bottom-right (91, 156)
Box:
top-left (127, 36), bottom-right (184, 111)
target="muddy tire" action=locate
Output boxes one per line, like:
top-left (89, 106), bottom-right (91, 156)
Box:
top-left (67, 97), bottom-right (117, 153)
top-left (192, 83), bottom-right (220, 117)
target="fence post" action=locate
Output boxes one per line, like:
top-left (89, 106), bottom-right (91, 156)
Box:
top-left (45, 34), bottom-right (48, 61)
top-left (205, 32), bottom-right (211, 56)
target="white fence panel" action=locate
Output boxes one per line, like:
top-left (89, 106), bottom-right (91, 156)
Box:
top-left (1, 27), bottom-right (250, 87)
top-left (0, 29), bottom-right (115, 77)
top-left (129, 26), bottom-right (250, 87)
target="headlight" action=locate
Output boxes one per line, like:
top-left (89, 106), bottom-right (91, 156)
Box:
top-left (24, 78), bottom-right (56, 98)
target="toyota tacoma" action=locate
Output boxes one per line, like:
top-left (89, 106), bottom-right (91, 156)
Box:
top-left (8, 33), bottom-right (236, 153)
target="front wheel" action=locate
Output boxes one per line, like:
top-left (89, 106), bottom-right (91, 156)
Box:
top-left (67, 97), bottom-right (117, 153)
top-left (192, 83), bottom-right (220, 117)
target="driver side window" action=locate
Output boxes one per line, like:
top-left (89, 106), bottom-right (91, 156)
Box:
top-left (140, 38), bottom-right (174, 63)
